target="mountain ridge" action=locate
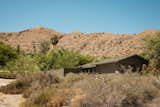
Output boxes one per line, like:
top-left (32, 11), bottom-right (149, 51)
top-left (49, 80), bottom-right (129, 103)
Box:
top-left (0, 27), bottom-right (160, 57)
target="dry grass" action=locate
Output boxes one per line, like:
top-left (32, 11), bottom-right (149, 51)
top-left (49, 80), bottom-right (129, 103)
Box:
top-left (2, 71), bottom-right (160, 107)
top-left (0, 71), bottom-right (60, 95)
top-left (21, 73), bottom-right (160, 107)
top-left (21, 73), bottom-right (88, 107)
top-left (0, 71), bottom-right (88, 107)
top-left (73, 73), bottom-right (160, 107)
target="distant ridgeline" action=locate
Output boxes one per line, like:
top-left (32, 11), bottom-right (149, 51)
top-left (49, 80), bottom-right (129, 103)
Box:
top-left (0, 27), bottom-right (160, 57)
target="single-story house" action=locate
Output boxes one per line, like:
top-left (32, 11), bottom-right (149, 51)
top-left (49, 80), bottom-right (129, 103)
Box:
top-left (64, 54), bottom-right (148, 75)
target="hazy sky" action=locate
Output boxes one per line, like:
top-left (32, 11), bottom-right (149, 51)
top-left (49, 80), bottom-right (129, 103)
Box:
top-left (0, 0), bottom-right (160, 34)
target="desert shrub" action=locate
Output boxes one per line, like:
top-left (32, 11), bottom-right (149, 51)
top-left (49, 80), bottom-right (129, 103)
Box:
top-left (24, 88), bottom-right (54, 107)
top-left (22, 71), bottom-right (60, 98)
top-left (21, 73), bottom-right (88, 107)
top-left (73, 73), bottom-right (160, 107)
top-left (36, 53), bottom-right (56, 71)
top-left (57, 73), bottom-right (89, 88)
top-left (0, 71), bottom-right (60, 95)
top-left (0, 42), bottom-right (39, 73)
top-left (37, 49), bottom-right (94, 70)
top-left (0, 42), bottom-right (18, 67)
top-left (144, 33), bottom-right (160, 69)
top-left (78, 54), bottom-right (94, 65)
top-left (21, 73), bottom-right (160, 107)
top-left (21, 88), bottom-right (74, 107)
top-left (50, 49), bottom-right (81, 69)
top-left (5, 55), bottom-right (40, 73)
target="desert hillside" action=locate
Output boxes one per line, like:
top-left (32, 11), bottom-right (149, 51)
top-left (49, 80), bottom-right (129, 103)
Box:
top-left (0, 27), bottom-right (160, 57)
top-left (0, 27), bottom-right (60, 53)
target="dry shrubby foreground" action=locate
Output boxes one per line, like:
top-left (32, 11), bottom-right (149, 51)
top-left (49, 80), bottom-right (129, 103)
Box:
top-left (74, 73), bottom-right (160, 107)
top-left (0, 27), bottom-right (160, 57)
top-left (2, 72), bottom-right (160, 107)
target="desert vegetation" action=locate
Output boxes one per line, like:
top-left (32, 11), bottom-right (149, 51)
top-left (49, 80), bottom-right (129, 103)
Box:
top-left (73, 73), bottom-right (160, 107)
top-left (0, 40), bottom-right (94, 78)
top-left (37, 49), bottom-right (94, 70)
top-left (141, 32), bottom-right (160, 76)
top-left (0, 42), bottom-right (18, 67)
top-left (2, 72), bottom-right (160, 107)
top-left (1, 32), bottom-right (160, 107)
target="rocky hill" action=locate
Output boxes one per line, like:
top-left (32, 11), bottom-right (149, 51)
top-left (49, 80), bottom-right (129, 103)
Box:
top-left (0, 27), bottom-right (160, 57)
top-left (0, 27), bottom-right (60, 53)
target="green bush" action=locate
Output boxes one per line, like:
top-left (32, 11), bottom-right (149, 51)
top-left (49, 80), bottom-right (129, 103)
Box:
top-left (0, 42), bottom-right (18, 67)
top-left (78, 54), bottom-right (94, 65)
top-left (0, 42), bottom-right (94, 74)
top-left (144, 33), bottom-right (160, 69)
top-left (5, 55), bottom-right (40, 73)
top-left (36, 53), bottom-right (55, 70)
top-left (52, 49), bottom-right (80, 69)
top-left (0, 70), bottom-right (16, 79)
top-left (37, 49), bottom-right (94, 70)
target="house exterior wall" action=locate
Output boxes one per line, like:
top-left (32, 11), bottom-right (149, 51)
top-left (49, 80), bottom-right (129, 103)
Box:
top-left (118, 55), bottom-right (148, 71)
top-left (96, 62), bottom-right (121, 73)
top-left (64, 67), bottom-right (96, 75)
top-left (81, 67), bottom-right (96, 73)
top-left (64, 68), bottom-right (81, 75)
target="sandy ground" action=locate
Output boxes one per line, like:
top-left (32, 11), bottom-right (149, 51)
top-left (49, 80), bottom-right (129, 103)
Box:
top-left (0, 78), bottom-right (25, 107)
top-left (0, 79), bottom-right (15, 87)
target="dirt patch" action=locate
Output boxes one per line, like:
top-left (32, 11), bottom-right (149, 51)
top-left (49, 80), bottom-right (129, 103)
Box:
top-left (0, 93), bottom-right (25, 107)
top-left (0, 78), bottom-right (25, 107)
top-left (0, 79), bottom-right (15, 87)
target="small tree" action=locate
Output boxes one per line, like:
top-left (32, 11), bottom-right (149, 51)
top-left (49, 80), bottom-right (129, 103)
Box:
top-left (0, 42), bottom-right (18, 67)
top-left (37, 49), bottom-right (94, 70)
top-left (144, 33), bottom-right (160, 69)
top-left (6, 55), bottom-right (40, 73)
top-left (50, 36), bottom-right (59, 45)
